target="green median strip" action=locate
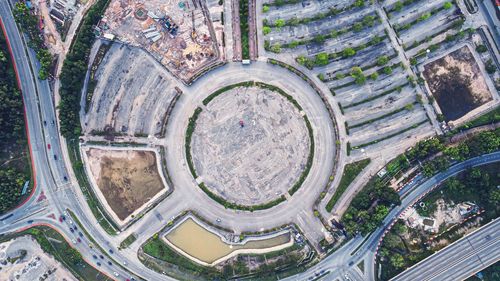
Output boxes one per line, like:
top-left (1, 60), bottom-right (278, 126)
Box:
top-left (325, 159), bottom-right (371, 212)
top-left (66, 141), bottom-right (119, 235)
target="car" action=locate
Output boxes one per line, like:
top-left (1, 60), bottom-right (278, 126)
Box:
top-left (27, 220), bottom-right (34, 224)
top-left (73, 225), bottom-right (77, 230)
top-left (348, 261), bottom-right (354, 266)
top-left (216, 218), bottom-right (221, 223)
top-left (78, 232), bottom-right (83, 237)
top-left (62, 215), bottom-right (66, 221)
top-left (43, 121), bottom-right (47, 126)
top-left (92, 255), bottom-right (97, 259)
top-left (69, 227), bottom-right (74, 233)
top-left (51, 120), bottom-right (55, 125)
top-left (59, 216), bottom-right (63, 222)
top-left (99, 255), bottom-right (104, 259)
top-left (108, 261), bottom-right (112, 266)
top-left (77, 238), bottom-right (81, 243)
top-left (96, 262), bottom-right (101, 266)
top-left (63, 176), bottom-right (68, 181)
top-left (113, 272), bottom-right (119, 277)
top-left (53, 154), bottom-right (57, 160)
top-left (47, 144), bottom-right (51, 149)
top-left (109, 249), bottom-right (114, 254)
top-left (72, 239), bottom-right (77, 244)
top-left (123, 261), bottom-right (127, 266)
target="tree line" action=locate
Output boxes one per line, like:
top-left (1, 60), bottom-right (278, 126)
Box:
top-left (0, 33), bottom-right (30, 213)
top-left (58, 0), bottom-right (110, 139)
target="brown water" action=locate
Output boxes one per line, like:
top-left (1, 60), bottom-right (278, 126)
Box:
top-left (165, 218), bottom-right (291, 264)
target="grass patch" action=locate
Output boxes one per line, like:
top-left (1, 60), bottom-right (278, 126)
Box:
top-left (120, 233), bottom-right (137, 249)
top-left (325, 158), bottom-right (371, 212)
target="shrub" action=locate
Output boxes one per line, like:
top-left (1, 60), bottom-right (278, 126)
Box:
top-left (377, 55), bottom-right (389, 66)
top-left (476, 44), bottom-right (487, 53)
top-left (443, 2), bottom-right (452, 9)
top-left (262, 5), bottom-right (269, 12)
top-left (263, 26), bottom-right (271, 35)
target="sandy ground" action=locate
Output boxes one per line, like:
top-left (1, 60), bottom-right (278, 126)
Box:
top-left (84, 44), bottom-right (180, 136)
top-left (191, 86), bottom-right (310, 205)
top-left (85, 148), bottom-right (166, 220)
top-left (0, 236), bottom-right (76, 281)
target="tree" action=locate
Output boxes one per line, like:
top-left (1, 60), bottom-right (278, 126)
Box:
top-left (274, 19), bottom-right (285, 29)
top-left (476, 44), bottom-right (487, 53)
top-left (270, 43), bottom-right (281, 53)
top-left (377, 55), bottom-right (389, 66)
top-left (443, 2), bottom-right (453, 9)
top-left (383, 66), bottom-right (393, 75)
top-left (342, 47), bottom-right (356, 58)
top-left (370, 72), bottom-right (379, 80)
top-left (393, 1), bottom-right (403, 12)
top-left (362, 15), bottom-right (376, 27)
top-left (410, 57), bottom-right (417, 65)
top-left (315, 53), bottom-right (329, 66)
top-left (353, 22), bottom-right (363, 32)
top-left (262, 26), bottom-right (271, 35)
top-left (390, 254), bottom-right (405, 269)
top-left (485, 59), bottom-right (497, 74)
top-left (262, 5), bottom-right (269, 13)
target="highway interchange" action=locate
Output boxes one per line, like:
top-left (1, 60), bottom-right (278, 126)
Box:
top-left (1, 0), bottom-right (499, 280)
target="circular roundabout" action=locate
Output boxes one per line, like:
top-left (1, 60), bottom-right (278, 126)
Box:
top-left (187, 82), bottom-right (314, 207)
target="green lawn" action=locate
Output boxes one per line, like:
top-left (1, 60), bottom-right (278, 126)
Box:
top-left (326, 158), bottom-right (371, 212)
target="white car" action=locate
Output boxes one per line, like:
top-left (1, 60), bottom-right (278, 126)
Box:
top-left (114, 272), bottom-right (119, 277)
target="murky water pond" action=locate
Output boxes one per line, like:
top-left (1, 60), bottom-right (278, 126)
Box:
top-left (165, 218), bottom-right (291, 264)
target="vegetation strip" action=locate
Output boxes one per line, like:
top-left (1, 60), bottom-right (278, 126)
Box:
top-left (352, 119), bottom-right (428, 149)
top-left (66, 141), bottom-right (119, 235)
top-left (348, 102), bottom-right (416, 129)
top-left (343, 82), bottom-right (409, 109)
top-left (239, 0), bottom-right (250, 59)
top-left (13, 2), bottom-right (52, 79)
top-left (187, 81), bottom-right (314, 210)
top-left (59, 0), bottom-right (111, 139)
top-left (325, 159), bottom-right (371, 212)
top-left (265, 13), bottom-right (380, 50)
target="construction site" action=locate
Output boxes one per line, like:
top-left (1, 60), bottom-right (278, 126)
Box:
top-left (99, 0), bottom-right (221, 83)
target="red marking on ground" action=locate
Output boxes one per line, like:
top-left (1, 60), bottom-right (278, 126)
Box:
top-left (0, 17), bottom-right (38, 208)
top-left (37, 191), bottom-right (46, 202)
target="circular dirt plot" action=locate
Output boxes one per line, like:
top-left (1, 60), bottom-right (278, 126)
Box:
top-left (190, 83), bottom-right (312, 207)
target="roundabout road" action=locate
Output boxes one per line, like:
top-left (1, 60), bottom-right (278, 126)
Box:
top-left (123, 61), bottom-right (339, 250)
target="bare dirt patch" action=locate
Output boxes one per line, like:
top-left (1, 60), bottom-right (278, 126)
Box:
top-left (85, 148), bottom-right (165, 220)
top-left (0, 236), bottom-right (76, 281)
top-left (423, 46), bottom-right (492, 122)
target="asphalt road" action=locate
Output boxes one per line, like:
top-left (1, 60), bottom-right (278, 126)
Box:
top-left (392, 218), bottom-right (500, 281)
